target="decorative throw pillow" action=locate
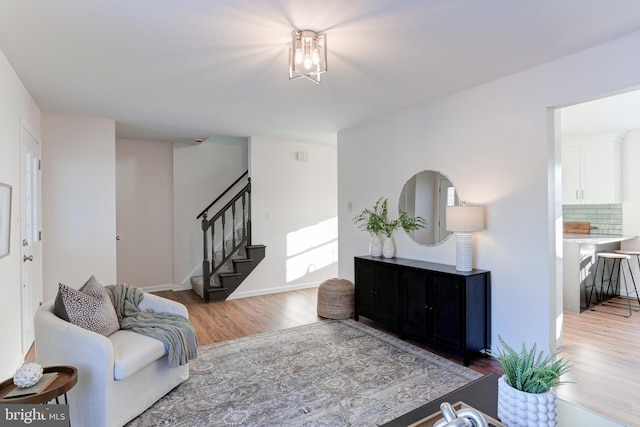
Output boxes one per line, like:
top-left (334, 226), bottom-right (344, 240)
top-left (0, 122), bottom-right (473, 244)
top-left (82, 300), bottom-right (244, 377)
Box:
top-left (54, 275), bottom-right (120, 336)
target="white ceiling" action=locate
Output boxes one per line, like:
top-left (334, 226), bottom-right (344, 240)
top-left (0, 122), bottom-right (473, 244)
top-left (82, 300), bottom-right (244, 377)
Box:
top-left (2, 1), bottom-right (640, 144)
top-left (561, 88), bottom-right (640, 136)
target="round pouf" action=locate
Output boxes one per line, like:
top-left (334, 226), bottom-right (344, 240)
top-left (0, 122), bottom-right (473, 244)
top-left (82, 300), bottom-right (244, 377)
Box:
top-left (317, 278), bottom-right (355, 319)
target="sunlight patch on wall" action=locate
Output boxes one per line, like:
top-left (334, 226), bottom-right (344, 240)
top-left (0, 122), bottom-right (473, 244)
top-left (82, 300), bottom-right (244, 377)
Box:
top-left (286, 217), bottom-right (338, 283)
top-left (556, 312), bottom-right (563, 341)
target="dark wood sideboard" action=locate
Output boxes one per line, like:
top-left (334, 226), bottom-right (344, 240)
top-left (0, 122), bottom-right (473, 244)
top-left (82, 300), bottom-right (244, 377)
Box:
top-left (354, 256), bottom-right (491, 365)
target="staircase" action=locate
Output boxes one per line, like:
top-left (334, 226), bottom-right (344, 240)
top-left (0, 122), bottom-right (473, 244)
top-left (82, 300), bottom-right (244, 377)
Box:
top-left (191, 171), bottom-right (266, 302)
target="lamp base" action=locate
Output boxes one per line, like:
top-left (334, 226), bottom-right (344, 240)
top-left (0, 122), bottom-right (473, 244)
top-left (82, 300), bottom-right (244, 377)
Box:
top-left (455, 232), bottom-right (473, 272)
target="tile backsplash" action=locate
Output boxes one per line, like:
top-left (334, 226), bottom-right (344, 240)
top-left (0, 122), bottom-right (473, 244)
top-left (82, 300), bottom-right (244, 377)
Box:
top-left (563, 204), bottom-right (622, 235)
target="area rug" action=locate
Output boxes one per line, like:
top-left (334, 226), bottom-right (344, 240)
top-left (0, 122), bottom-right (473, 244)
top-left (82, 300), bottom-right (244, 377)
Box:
top-left (126, 319), bottom-right (482, 426)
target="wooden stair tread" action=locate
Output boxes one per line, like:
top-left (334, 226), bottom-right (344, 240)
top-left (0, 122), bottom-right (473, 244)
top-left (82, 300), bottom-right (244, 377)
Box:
top-left (233, 258), bottom-right (254, 264)
top-left (219, 272), bottom-right (242, 277)
top-left (190, 275), bottom-right (224, 288)
top-left (192, 242), bottom-right (266, 302)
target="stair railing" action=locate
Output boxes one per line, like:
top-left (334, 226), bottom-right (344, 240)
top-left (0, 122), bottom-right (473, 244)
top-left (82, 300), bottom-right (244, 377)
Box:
top-left (198, 171), bottom-right (251, 300)
top-left (197, 170), bottom-right (248, 220)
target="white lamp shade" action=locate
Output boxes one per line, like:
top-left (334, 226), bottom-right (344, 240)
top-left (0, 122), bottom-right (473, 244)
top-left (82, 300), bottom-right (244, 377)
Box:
top-left (446, 205), bottom-right (485, 232)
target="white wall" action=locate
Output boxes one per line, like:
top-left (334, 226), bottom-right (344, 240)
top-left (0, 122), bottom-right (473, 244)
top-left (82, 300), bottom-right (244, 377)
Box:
top-left (116, 138), bottom-right (173, 289)
top-left (622, 130), bottom-right (640, 243)
top-left (172, 136), bottom-right (248, 288)
top-left (41, 114), bottom-right (117, 301)
top-left (338, 30), bottom-right (640, 353)
top-left (0, 50), bottom-right (41, 379)
top-left (238, 137), bottom-right (338, 298)
top-left (621, 130), bottom-right (640, 281)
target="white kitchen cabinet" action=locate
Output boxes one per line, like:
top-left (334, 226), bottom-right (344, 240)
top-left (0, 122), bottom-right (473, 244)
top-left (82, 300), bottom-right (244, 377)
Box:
top-left (562, 138), bottom-right (621, 205)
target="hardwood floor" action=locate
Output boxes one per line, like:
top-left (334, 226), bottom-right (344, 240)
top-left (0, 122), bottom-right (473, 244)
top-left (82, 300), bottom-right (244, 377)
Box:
top-left (155, 288), bottom-right (638, 426)
top-left (152, 288), bottom-right (322, 345)
top-left (153, 287), bottom-right (502, 373)
top-left (557, 299), bottom-right (640, 427)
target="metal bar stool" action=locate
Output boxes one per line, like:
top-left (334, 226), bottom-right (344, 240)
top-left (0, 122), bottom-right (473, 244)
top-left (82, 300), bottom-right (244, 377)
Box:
top-left (586, 252), bottom-right (638, 317)
top-left (614, 249), bottom-right (640, 309)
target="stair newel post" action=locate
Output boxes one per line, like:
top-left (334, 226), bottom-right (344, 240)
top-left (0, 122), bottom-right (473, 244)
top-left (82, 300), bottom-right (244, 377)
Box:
top-left (247, 177), bottom-right (252, 246)
top-left (201, 212), bottom-right (211, 302)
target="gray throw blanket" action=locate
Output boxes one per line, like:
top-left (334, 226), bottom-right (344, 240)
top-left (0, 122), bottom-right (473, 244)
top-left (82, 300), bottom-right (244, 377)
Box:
top-left (105, 284), bottom-right (198, 368)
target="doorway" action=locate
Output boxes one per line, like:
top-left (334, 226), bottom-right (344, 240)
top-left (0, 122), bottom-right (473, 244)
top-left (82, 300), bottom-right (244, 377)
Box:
top-left (20, 120), bottom-right (42, 355)
top-left (554, 88), bottom-right (640, 423)
top-left (558, 89), bottom-right (640, 289)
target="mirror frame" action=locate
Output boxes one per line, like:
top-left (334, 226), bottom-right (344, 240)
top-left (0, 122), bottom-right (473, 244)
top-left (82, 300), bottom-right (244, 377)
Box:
top-left (398, 170), bottom-right (459, 246)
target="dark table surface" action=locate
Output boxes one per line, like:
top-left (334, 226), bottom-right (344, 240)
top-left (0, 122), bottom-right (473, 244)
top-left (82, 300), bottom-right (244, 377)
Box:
top-left (0, 365), bottom-right (77, 404)
top-left (383, 373), bottom-right (499, 427)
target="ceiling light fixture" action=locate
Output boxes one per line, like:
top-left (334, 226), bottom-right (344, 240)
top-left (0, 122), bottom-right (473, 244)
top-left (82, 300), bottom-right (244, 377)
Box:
top-left (289, 29), bottom-right (327, 84)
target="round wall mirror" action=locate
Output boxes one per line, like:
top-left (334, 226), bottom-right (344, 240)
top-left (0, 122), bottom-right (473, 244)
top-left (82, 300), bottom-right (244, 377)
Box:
top-left (398, 170), bottom-right (459, 246)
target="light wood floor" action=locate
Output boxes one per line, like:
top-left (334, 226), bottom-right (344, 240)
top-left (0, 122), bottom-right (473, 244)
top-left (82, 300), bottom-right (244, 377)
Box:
top-left (557, 299), bottom-right (640, 427)
top-left (154, 288), bottom-right (638, 426)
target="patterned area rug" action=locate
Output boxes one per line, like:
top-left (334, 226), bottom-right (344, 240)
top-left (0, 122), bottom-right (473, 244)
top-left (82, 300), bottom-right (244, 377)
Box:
top-left (127, 319), bottom-right (482, 426)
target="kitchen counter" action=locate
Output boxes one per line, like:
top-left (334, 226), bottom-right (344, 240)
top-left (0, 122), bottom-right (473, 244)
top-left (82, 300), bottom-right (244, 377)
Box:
top-left (563, 234), bottom-right (637, 244)
top-left (563, 234), bottom-right (637, 313)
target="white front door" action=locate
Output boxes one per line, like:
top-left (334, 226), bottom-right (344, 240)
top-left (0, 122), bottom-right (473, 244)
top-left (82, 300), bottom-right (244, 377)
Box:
top-left (20, 121), bottom-right (43, 355)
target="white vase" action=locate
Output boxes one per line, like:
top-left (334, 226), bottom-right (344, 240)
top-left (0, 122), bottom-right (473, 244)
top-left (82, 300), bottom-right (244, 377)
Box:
top-left (382, 236), bottom-right (395, 258)
top-left (498, 375), bottom-right (557, 427)
top-left (370, 233), bottom-right (383, 257)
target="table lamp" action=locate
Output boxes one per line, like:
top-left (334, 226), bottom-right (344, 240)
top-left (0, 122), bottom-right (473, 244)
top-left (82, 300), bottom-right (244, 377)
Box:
top-left (446, 204), bottom-right (485, 272)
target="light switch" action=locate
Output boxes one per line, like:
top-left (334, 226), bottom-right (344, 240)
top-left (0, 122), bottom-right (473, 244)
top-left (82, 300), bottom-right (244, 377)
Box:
top-left (265, 211), bottom-right (271, 220)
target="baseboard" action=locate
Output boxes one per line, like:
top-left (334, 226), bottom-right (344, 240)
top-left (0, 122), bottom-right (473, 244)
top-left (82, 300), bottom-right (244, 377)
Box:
top-left (140, 284), bottom-right (175, 292)
top-left (228, 281), bottom-right (320, 300)
top-left (143, 281), bottom-right (320, 297)
top-left (173, 282), bottom-right (192, 291)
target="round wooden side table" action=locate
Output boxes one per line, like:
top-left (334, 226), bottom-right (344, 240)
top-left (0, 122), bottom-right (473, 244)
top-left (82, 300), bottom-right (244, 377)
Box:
top-left (0, 365), bottom-right (77, 404)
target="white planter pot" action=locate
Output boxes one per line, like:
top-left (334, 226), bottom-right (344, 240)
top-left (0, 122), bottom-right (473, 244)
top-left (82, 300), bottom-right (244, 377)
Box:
top-left (382, 236), bottom-right (395, 258)
top-left (370, 233), bottom-right (383, 257)
top-left (498, 375), bottom-right (557, 427)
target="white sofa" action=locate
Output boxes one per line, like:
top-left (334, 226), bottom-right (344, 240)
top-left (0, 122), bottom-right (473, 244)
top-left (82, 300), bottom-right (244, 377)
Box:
top-left (34, 293), bottom-right (190, 427)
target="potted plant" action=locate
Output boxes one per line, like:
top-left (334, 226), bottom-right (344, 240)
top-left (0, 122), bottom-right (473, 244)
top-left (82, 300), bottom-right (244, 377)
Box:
top-left (353, 197), bottom-right (389, 257)
top-left (353, 197), bottom-right (388, 235)
top-left (492, 336), bottom-right (571, 427)
top-left (354, 198), bottom-right (428, 258)
top-left (380, 210), bottom-right (429, 258)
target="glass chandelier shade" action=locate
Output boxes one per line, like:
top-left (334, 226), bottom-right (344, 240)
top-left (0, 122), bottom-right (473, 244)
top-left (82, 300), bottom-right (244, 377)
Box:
top-left (289, 30), bottom-right (327, 84)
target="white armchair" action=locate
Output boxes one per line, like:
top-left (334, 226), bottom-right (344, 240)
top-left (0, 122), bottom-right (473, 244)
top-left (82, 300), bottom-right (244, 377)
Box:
top-left (34, 293), bottom-right (190, 427)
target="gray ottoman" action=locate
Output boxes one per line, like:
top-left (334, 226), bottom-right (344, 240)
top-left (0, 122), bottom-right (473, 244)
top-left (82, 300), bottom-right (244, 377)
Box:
top-left (317, 278), bottom-right (355, 319)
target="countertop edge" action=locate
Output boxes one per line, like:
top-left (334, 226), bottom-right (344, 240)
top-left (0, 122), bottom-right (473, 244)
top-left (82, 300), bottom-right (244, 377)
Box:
top-left (563, 234), bottom-right (637, 244)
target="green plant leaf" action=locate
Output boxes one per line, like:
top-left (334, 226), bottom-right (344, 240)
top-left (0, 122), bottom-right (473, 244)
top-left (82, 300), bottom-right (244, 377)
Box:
top-left (490, 335), bottom-right (571, 393)
top-left (353, 198), bottom-right (428, 238)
